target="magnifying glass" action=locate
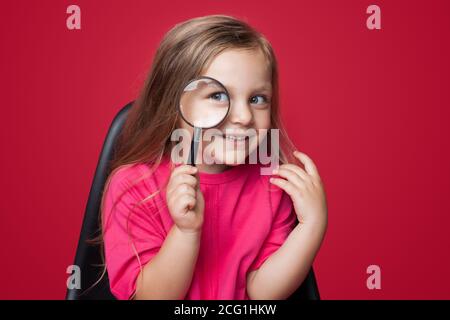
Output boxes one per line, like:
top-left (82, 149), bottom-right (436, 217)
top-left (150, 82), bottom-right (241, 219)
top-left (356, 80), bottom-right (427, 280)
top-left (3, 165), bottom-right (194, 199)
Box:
top-left (178, 76), bottom-right (231, 166)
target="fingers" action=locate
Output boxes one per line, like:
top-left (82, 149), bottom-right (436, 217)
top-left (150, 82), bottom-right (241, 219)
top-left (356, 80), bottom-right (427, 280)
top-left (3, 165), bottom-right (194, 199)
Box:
top-left (172, 164), bottom-right (197, 177)
top-left (278, 163), bottom-right (308, 181)
top-left (273, 167), bottom-right (306, 190)
top-left (170, 183), bottom-right (196, 199)
top-left (167, 165), bottom-right (198, 196)
top-left (171, 173), bottom-right (198, 189)
top-left (293, 151), bottom-right (319, 178)
top-left (167, 164), bottom-right (202, 215)
top-left (270, 150), bottom-right (322, 192)
top-left (175, 194), bottom-right (197, 214)
top-left (269, 177), bottom-right (298, 197)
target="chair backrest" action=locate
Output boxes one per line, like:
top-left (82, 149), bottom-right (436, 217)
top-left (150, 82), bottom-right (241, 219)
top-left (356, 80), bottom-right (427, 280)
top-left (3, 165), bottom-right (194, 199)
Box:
top-left (66, 101), bottom-right (321, 300)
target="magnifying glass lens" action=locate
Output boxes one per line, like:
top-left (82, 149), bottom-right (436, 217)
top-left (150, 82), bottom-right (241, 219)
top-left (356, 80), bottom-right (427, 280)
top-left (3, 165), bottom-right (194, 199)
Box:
top-left (179, 77), bottom-right (230, 128)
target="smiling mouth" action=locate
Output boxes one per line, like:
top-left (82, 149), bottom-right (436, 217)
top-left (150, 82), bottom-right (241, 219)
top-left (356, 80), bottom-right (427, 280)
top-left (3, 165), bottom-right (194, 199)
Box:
top-left (209, 131), bottom-right (257, 143)
top-left (223, 134), bottom-right (249, 142)
top-left (219, 132), bottom-right (259, 142)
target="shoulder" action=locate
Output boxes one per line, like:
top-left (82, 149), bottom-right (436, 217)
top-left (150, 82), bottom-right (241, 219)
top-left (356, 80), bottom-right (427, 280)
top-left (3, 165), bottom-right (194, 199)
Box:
top-left (105, 159), bottom-right (171, 201)
top-left (102, 160), bottom-right (172, 223)
top-left (108, 164), bottom-right (142, 187)
top-left (106, 163), bottom-right (146, 195)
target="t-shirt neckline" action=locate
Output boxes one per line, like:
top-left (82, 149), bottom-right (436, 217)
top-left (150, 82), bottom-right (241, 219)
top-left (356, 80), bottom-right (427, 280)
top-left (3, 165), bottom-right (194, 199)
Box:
top-left (161, 155), bottom-right (250, 185)
top-left (197, 163), bottom-right (249, 184)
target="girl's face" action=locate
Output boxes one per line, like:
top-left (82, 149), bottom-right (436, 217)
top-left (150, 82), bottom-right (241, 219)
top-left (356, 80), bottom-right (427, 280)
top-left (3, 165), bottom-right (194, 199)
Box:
top-left (177, 48), bottom-right (272, 172)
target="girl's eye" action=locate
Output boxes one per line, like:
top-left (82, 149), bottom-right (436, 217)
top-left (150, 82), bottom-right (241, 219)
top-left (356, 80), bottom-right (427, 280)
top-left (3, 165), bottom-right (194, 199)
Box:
top-left (209, 92), bottom-right (229, 102)
top-left (250, 95), bottom-right (269, 106)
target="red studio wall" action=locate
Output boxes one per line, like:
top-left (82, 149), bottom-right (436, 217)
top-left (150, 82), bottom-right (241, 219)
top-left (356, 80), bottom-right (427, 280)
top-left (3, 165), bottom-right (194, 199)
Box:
top-left (1, 0), bottom-right (449, 299)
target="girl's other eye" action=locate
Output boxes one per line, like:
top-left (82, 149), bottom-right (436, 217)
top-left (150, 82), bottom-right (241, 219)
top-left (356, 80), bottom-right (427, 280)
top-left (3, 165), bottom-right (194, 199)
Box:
top-left (250, 95), bottom-right (270, 106)
top-left (209, 92), bottom-right (229, 102)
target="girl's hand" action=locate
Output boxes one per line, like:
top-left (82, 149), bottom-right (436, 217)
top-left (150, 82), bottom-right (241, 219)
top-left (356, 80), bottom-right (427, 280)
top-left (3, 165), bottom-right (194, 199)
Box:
top-left (270, 151), bottom-right (328, 228)
top-left (166, 165), bottom-right (205, 234)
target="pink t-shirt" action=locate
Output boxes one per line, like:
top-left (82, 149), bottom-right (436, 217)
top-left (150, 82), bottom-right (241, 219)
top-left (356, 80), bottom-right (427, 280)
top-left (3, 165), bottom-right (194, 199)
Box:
top-left (102, 156), bottom-right (297, 300)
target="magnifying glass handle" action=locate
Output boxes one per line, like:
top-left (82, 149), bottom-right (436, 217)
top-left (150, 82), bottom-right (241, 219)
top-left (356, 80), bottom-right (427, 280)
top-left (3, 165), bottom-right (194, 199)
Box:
top-left (187, 127), bottom-right (202, 166)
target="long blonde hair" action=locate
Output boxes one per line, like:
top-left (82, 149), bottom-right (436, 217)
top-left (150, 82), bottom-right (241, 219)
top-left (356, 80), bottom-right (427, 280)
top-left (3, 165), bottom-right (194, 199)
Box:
top-left (87, 14), bottom-right (297, 299)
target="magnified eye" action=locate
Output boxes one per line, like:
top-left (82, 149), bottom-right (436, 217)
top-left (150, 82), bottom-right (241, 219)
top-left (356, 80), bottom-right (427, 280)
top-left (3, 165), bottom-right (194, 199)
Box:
top-left (209, 92), bottom-right (229, 102)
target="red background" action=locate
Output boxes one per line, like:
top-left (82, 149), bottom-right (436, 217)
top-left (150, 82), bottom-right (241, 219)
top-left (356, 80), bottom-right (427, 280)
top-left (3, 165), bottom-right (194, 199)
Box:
top-left (1, 0), bottom-right (449, 299)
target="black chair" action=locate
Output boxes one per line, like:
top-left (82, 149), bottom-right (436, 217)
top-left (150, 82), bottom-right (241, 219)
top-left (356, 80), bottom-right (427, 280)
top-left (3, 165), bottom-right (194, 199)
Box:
top-left (66, 101), bottom-right (321, 300)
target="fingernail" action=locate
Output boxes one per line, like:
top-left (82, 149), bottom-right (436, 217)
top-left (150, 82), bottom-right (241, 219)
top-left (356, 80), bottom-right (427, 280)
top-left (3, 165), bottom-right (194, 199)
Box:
top-left (272, 169), bottom-right (278, 174)
top-left (270, 178), bottom-right (274, 183)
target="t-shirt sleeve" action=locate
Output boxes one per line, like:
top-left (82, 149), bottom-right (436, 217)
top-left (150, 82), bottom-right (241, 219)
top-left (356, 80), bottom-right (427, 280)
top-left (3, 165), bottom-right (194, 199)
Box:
top-left (102, 167), bottom-right (166, 300)
top-left (248, 189), bottom-right (298, 272)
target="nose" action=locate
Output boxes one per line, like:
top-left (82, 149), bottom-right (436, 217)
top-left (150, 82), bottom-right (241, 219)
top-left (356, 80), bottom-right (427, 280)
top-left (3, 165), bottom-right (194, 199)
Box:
top-left (227, 99), bottom-right (253, 126)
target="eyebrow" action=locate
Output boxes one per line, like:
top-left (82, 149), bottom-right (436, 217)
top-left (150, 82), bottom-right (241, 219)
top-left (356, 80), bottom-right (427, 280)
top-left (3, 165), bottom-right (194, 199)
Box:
top-left (253, 85), bottom-right (272, 92)
top-left (224, 83), bottom-right (272, 93)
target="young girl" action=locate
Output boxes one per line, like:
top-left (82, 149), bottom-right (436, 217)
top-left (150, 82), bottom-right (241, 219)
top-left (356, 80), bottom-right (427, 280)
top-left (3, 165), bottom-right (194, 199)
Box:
top-left (100, 14), bottom-right (328, 300)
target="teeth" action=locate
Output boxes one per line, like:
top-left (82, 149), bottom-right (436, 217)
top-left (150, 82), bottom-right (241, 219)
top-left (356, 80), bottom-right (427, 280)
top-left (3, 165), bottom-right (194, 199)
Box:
top-left (225, 135), bottom-right (247, 141)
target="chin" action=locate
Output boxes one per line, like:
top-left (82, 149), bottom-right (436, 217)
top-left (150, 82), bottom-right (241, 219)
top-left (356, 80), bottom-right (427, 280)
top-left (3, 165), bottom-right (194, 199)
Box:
top-left (202, 136), bottom-right (259, 165)
top-left (210, 150), bottom-right (250, 165)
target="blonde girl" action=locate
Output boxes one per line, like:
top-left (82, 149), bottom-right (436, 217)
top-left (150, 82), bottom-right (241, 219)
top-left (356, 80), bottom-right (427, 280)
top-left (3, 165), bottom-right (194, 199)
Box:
top-left (100, 14), bottom-right (328, 300)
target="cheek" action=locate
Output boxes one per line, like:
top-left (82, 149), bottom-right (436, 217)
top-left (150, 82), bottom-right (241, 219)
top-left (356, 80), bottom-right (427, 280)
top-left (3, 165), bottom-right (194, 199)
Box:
top-left (252, 110), bottom-right (271, 146)
top-left (253, 109), bottom-right (271, 129)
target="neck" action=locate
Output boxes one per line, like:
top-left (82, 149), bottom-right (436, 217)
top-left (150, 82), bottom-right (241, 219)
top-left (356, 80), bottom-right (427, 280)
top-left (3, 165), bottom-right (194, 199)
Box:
top-left (195, 162), bottom-right (231, 174)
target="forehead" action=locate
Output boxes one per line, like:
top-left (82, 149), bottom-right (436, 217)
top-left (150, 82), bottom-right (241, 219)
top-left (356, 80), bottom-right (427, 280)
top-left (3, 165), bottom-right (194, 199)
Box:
top-left (202, 48), bottom-right (272, 92)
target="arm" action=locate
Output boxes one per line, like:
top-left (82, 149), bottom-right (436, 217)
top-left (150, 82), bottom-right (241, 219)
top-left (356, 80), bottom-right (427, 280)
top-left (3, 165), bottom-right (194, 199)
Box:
top-left (134, 165), bottom-right (204, 300)
top-left (134, 225), bottom-right (201, 300)
top-left (247, 150), bottom-right (328, 300)
top-left (102, 164), bottom-right (203, 300)
top-left (246, 221), bottom-right (326, 300)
